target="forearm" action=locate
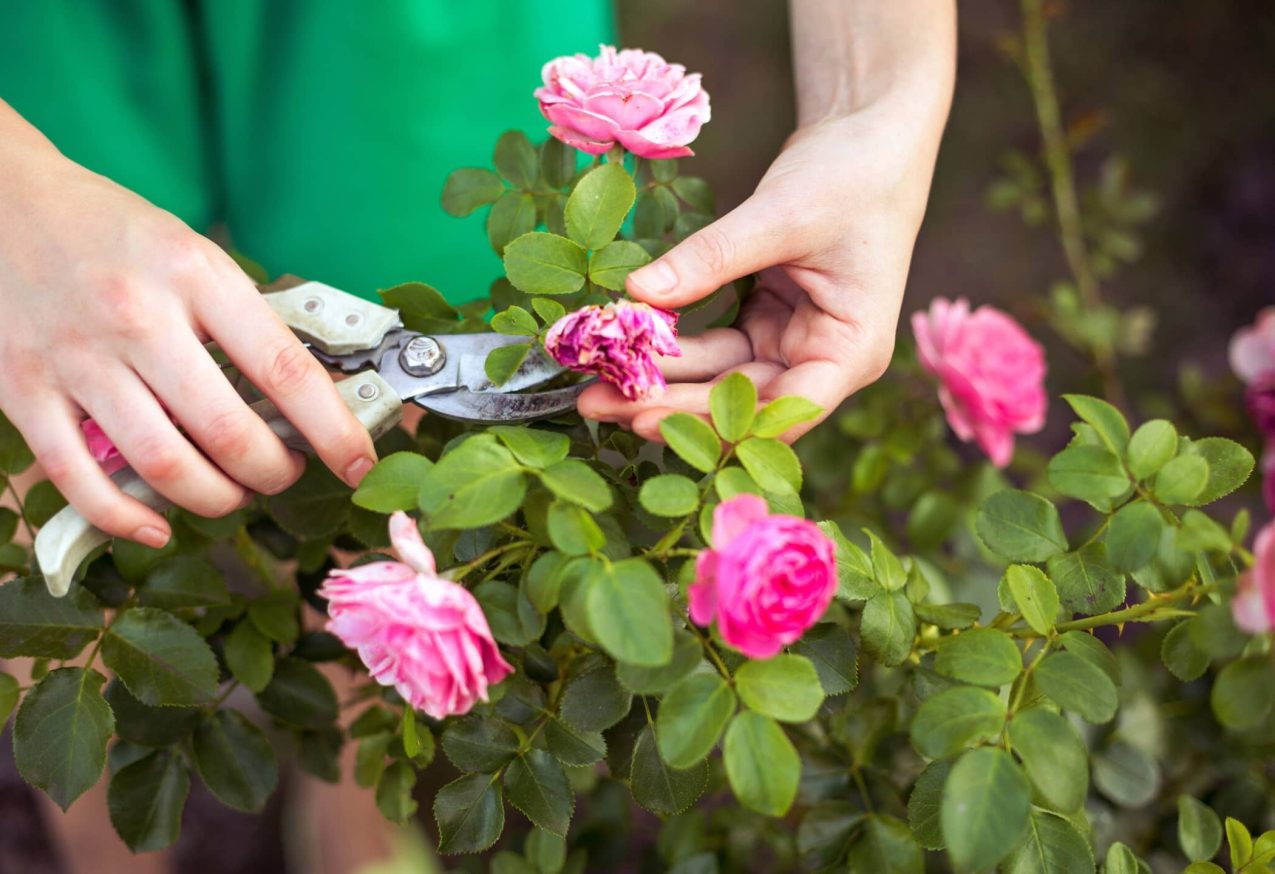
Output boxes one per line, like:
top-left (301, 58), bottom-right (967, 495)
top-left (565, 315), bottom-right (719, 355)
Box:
top-left (788, 0), bottom-right (957, 129)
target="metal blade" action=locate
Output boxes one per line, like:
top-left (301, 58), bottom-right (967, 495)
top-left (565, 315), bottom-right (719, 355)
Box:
top-left (415, 382), bottom-right (592, 423)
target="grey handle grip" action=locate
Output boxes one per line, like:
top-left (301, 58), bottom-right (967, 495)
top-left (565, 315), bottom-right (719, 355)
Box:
top-left (35, 371), bottom-right (403, 597)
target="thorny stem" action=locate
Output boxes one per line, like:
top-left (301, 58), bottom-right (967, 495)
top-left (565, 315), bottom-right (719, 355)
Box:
top-left (1007, 579), bottom-right (1220, 639)
top-left (3, 477), bottom-right (37, 544)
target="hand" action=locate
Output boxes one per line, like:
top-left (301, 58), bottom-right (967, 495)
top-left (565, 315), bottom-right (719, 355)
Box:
top-left (0, 126), bottom-right (376, 548)
top-left (577, 94), bottom-right (947, 442)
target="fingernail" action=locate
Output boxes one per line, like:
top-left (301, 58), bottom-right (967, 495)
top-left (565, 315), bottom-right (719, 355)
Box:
top-left (344, 456), bottom-right (375, 487)
top-left (135, 526), bottom-right (170, 549)
top-left (630, 260), bottom-right (676, 298)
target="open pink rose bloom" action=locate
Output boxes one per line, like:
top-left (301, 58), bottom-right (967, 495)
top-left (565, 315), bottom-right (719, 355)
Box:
top-left (319, 512), bottom-right (513, 720)
top-left (1232, 521), bottom-right (1275, 635)
top-left (689, 495), bottom-right (838, 660)
top-left (544, 300), bottom-right (681, 401)
top-left (912, 297), bottom-right (1048, 468)
top-left (536, 44), bottom-right (711, 159)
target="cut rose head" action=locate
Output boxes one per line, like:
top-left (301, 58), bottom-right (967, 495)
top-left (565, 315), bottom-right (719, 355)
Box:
top-left (912, 296), bottom-right (1048, 468)
top-left (688, 494), bottom-right (837, 660)
top-left (319, 511), bottom-right (513, 720)
top-left (544, 300), bottom-right (681, 401)
top-left (1230, 306), bottom-right (1275, 385)
top-left (1232, 520), bottom-right (1275, 634)
top-left (536, 44), bottom-right (711, 159)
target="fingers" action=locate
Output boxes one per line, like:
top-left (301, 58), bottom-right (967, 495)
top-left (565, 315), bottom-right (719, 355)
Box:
top-left (626, 195), bottom-right (803, 309)
top-left (9, 397), bottom-right (171, 546)
top-left (134, 335), bottom-right (304, 496)
top-left (75, 370), bottom-right (248, 519)
top-left (658, 328), bottom-right (754, 382)
top-left (195, 275), bottom-right (376, 487)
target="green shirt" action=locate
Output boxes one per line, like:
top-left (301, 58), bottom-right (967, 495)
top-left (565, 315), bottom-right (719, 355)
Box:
top-left (0, 1), bottom-right (612, 301)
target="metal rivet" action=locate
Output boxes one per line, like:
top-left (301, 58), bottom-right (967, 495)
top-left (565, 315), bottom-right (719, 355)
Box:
top-left (399, 336), bottom-right (445, 377)
top-left (356, 382), bottom-right (379, 401)
top-left (303, 297), bottom-right (322, 313)
top-left (345, 312), bottom-right (362, 327)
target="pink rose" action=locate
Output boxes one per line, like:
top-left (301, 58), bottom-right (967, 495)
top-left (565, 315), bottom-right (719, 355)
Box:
top-left (1232, 521), bottom-right (1275, 634)
top-left (82, 419), bottom-right (127, 475)
top-left (1230, 306), bottom-right (1275, 384)
top-left (912, 297), bottom-right (1048, 468)
top-left (544, 300), bottom-right (681, 401)
top-left (319, 512), bottom-right (513, 720)
top-left (536, 44), bottom-right (711, 159)
top-left (688, 495), bottom-right (837, 660)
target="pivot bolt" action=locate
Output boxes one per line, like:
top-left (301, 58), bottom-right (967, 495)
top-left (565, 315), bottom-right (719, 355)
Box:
top-left (399, 336), bottom-right (445, 377)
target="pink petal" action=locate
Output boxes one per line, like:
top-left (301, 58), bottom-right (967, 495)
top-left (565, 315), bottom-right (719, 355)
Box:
top-left (711, 495), bottom-right (770, 550)
top-left (388, 511), bottom-right (435, 575)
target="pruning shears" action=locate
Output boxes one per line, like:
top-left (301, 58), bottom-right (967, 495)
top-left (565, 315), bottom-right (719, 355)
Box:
top-left (36, 279), bottom-right (586, 596)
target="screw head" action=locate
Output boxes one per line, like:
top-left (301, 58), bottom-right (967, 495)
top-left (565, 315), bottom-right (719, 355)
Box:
top-left (345, 312), bottom-right (362, 327)
top-left (356, 382), bottom-right (379, 401)
top-left (399, 336), bottom-right (445, 377)
top-left (303, 297), bottom-right (323, 313)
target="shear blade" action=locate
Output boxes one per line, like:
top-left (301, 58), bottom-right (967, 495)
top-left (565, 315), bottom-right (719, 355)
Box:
top-left (415, 383), bottom-right (590, 424)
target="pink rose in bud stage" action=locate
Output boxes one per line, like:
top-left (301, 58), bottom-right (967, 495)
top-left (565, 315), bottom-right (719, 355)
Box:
top-left (536, 44), bottom-right (711, 159)
top-left (1232, 521), bottom-right (1275, 634)
top-left (82, 419), bottom-right (126, 475)
top-left (688, 495), bottom-right (837, 660)
top-left (544, 300), bottom-right (681, 401)
top-left (912, 297), bottom-right (1048, 468)
top-left (319, 511), bottom-right (513, 720)
top-left (1229, 306), bottom-right (1275, 385)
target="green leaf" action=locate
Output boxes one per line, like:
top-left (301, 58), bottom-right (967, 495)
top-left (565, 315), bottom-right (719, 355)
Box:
top-left (442, 167), bottom-right (505, 216)
top-left (861, 590), bottom-right (916, 667)
top-left (867, 530), bottom-right (908, 592)
top-left (586, 559), bottom-right (673, 667)
top-left (909, 685), bottom-right (1005, 759)
top-left (23, 480), bottom-right (66, 527)
top-left (908, 760), bottom-right (950, 850)
top-left (247, 590), bottom-right (300, 644)
top-left (1007, 708), bottom-right (1088, 812)
top-left (1002, 810), bottom-right (1095, 874)
top-left (639, 474), bottom-right (700, 517)
top-left (435, 772), bottom-right (505, 855)
top-left (935, 628), bottom-right (1022, 688)
top-left (540, 136), bottom-right (577, 188)
top-left (630, 725), bottom-right (707, 816)
top-left (847, 814), bottom-right (924, 874)
top-left (13, 667), bottom-right (114, 810)
top-left (1105, 501), bottom-right (1164, 573)
top-left (616, 628), bottom-right (701, 694)
top-left (1103, 842), bottom-right (1146, 874)
top-left (1063, 394), bottom-right (1130, 453)
top-left (736, 437), bottom-right (802, 494)
top-left (1179, 794), bottom-right (1224, 862)
top-left (487, 191), bottom-right (538, 253)
top-left (1035, 651), bottom-right (1117, 723)
top-left (751, 395), bottom-right (823, 439)
top-left (819, 522), bottom-right (877, 601)
top-left (539, 458), bottom-right (612, 512)
top-left (256, 657), bottom-right (338, 729)
top-left (1058, 630), bottom-right (1120, 684)
top-left (1183, 437), bottom-right (1255, 505)
top-left (485, 341), bottom-right (532, 386)
top-left (0, 576), bottom-right (103, 659)
top-left (376, 760), bottom-right (418, 824)
top-left (491, 304), bottom-right (539, 336)
top-left (940, 747), bottom-right (1031, 872)
top-left (976, 490), bottom-right (1068, 562)
top-left (193, 709), bottom-right (278, 812)
top-left (1047, 444), bottom-right (1130, 505)
top-left (223, 620), bottom-right (274, 693)
top-left (504, 750), bottom-right (573, 836)
top-left (103, 680), bottom-right (199, 748)
top-left (101, 608), bottom-right (218, 706)
top-left (503, 232), bottom-right (588, 295)
top-left (490, 426), bottom-right (570, 469)
top-left (0, 672), bottom-right (17, 726)
top-left (1004, 565), bottom-right (1059, 634)
top-left (558, 665), bottom-right (631, 732)
top-left (352, 453), bottom-right (435, 514)
top-left (1153, 454), bottom-right (1209, 504)
top-left (0, 409), bottom-right (34, 474)
top-left (914, 602), bottom-right (982, 630)
top-left (671, 176), bottom-right (714, 212)
top-left (106, 749), bottom-right (189, 852)
top-left (494, 130), bottom-right (539, 188)
top-left (797, 801), bottom-right (864, 870)
top-left (656, 672), bottom-right (736, 768)
top-left (1092, 740), bottom-right (1159, 807)
top-left (547, 500), bottom-right (605, 555)
top-left (419, 435), bottom-right (527, 529)
top-left (588, 240), bottom-right (651, 290)
top-left (1161, 620), bottom-right (1210, 682)
top-left (377, 281), bottom-right (459, 331)
top-left (138, 556), bottom-right (229, 609)
top-left (735, 654), bottom-right (824, 723)
top-left (474, 580), bottom-right (543, 646)
top-left (660, 413), bottom-right (722, 473)
top-left (1227, 818), bottom-right (1254, 870)
top-left (792, 623), bottom-right (859, 695)
top-left (1047, 544), bottom-right (1126, 614)
top-left (709, 373), bottom-right (758, 443)
top-left (565, 162), bottom-right (636, 249)
top-left (544, 717), bottom-right (606, 766)
top-left (266, 457), bottom-right (351, 538)
top-left (442, 716), bottom-right (521, 773)
top-left (723, 712), bottom-right (800, 817)
top-left (1210, 656), bottom-right (1275, 729)
top-left (1126, 419), bottom-right (1177, 479)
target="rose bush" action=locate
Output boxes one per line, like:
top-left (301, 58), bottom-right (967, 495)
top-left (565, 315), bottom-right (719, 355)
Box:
top-left (0, 37), bottom-right (1272, 874)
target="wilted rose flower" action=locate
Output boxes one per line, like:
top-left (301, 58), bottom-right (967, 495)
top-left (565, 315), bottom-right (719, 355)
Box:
top-left (319, 512), bottom-right (513, 720)
top-left (912, 297), bottom-right (1048, 468)
top-left (688, 494), bottom-right (837, 660)
top-left (82, 419), bottom-right (126, 475)
top-left (544, 300), bottom-right (681, 401)
top-left (1232, 521), bottom-right (1275, 634)
top-left (1230, 306), bottom-right (1275, 384)
top-left (536, 44), bottom-right (711, 159)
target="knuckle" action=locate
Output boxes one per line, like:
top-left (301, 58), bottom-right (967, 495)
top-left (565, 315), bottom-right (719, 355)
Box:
top-left (131, 437), bottom-right (184, 484)
top-left (94, 275), bottom-right (158, 341)
top-left (199, 408), bottom-right (254, 462)
top-left (261, 341), bottom-right (318, 397)
top-left (37, 449), bottom-right (76, 487)
top-left (685, 226), bottom-right (735, 277)
top-left (163, 234), bottom-right (213, 281)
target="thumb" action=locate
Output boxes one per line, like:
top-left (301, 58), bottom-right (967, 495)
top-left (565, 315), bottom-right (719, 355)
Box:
top-left (626, 196), bottom-right (797, 308)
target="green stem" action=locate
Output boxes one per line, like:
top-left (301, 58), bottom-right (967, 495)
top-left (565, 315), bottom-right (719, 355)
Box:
top-left (1009, 580), bottom-right (1218, 638)
top-left (448, 541), bottom-right (532, 582)
top-left (3, 477), bottom-right (37, 544)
